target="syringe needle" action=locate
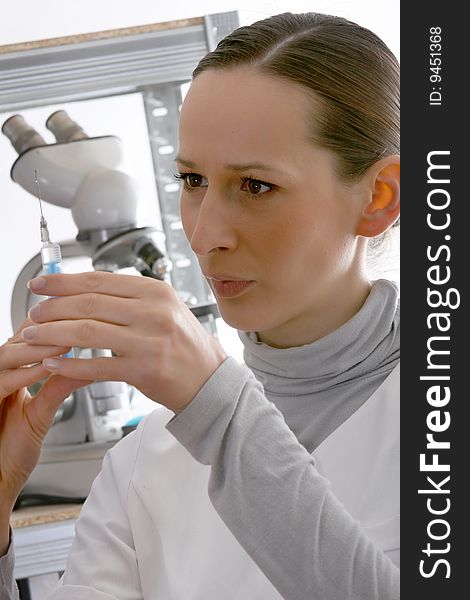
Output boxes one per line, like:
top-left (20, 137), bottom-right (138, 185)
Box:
top-left (34, 169), bottom-right (46, 225)
top-left (34, 170), bottom-right (50, 242)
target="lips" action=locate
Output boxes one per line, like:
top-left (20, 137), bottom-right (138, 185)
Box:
top-left (206, 275), bottom-right (256, 298)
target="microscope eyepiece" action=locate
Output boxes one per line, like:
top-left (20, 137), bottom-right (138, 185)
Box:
top-left (46, 110), bottom-right (89, 143)
top-left (2, 114), bottom-right (47, 155)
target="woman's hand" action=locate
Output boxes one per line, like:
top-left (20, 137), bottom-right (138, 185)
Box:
top-left (0, 319), bottom-right (89, 511)
top-left (25, 272), bottom-right (228, 414)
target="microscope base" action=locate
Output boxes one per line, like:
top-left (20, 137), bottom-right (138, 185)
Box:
top-left (21, 441), bottom-right (116, 499)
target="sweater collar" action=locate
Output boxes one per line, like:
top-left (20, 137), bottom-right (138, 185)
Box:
top-left (238, 279), bottom-right (400, 395)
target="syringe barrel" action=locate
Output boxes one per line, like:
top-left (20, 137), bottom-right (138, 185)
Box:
top-left (41, 242), bottom-right (63, 274)
top-left (39, 242), bottom-right (74, 358)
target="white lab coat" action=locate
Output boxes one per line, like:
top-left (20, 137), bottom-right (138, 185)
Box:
top-left (47, 364), bottom-right (399, 599)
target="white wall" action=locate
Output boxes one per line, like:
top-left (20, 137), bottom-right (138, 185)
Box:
top-left (0, 0), bottom-right (399, 345)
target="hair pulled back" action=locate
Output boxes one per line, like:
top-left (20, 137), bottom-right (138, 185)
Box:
top-left (193, 12), bottom-right (399, 184)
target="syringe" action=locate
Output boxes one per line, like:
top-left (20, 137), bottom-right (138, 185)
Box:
top-left (35, 170), bottom-right (63, 275)
top-left (34, 170), bottom-right (74, 358)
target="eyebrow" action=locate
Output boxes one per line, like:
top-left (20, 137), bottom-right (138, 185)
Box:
top-left (175, 156), bottom-right (290, 176)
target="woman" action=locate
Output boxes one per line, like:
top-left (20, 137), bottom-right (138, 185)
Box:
top-left (0, 12), bottom-right (400, 599)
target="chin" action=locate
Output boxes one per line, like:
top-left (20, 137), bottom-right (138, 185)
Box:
top-left (216, 302), bottom-right (273, 333)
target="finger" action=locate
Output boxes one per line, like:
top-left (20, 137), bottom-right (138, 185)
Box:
top-left (28, 294), bottom-right (135, 327)
top-left (8, 317), bottom-right (36, 343)
top-left (0, 341), bottom-right (72, 370)
top-left (21, 320), bottom-right (133, 356)
top-left (37, 374), bottom-right (92, 400)
top-left (41, 355), bottom-right (130, 383)
top-left (28, 271), bottom-right (171, 300)
top-left (31, 374), bottom-right (92, 421)
top-left (0, 363), bottom-right (50, 400)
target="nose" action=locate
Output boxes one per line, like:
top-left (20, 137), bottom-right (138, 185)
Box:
top-left (183, 189), bottom-right (238, 256)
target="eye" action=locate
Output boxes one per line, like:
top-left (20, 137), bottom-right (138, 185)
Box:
top-left (174, 172), bottom-right (207, 189)
top-left (240, 177), bottom-right (273, 195)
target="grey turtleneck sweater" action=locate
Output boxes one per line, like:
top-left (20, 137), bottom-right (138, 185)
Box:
top-left (239, 278), bottom-right (400, 453)
top-left (1, 279), bottom-right (399, 600)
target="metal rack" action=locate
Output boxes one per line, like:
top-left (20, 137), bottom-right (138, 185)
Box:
top-left (0, 13), bottom-right (239, 111)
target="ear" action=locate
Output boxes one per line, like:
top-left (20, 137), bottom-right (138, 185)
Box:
top-left (356, 155), bottom-right (400, 238)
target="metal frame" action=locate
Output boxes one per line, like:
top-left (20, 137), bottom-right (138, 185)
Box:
top-left (0, 12), bottom-right (239, 111)
top-left (14, 519), bottom-right (77, 579)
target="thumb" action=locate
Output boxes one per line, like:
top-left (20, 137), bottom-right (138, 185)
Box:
top-left (29, 375), bottom-right (92, 432)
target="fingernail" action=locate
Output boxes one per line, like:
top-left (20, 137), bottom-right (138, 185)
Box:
top-left (43, 358), bottom-right (62, 371)
top-left (28, 277), bottom-right (46, 291)
top-left (21, 326), bottom-right (38, 340)
top-left (28, 304), bottom-right (41, 321)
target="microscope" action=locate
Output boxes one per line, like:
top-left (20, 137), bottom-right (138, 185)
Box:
top-left (2, 110), bottom-right (202, 500)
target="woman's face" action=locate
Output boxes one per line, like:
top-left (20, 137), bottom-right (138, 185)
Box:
top-left (178, 68), bottom-right (368, 347)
